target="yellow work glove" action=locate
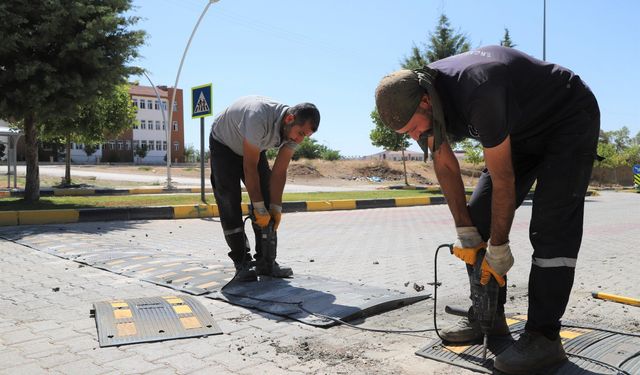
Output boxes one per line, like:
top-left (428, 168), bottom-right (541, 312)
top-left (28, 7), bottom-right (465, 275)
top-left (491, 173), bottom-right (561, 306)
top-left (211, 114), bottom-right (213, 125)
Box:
top-left (480, 242), bottom-right (513, 287)
top-left (269, 204), bottom-right (282, 231)
top-left (452, 226), bottom-right (486, 265)
top-left (252, 201), bottom-right (271, 228)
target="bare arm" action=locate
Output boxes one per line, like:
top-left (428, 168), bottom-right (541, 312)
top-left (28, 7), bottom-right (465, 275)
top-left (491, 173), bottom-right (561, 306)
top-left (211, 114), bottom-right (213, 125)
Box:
top-left (270, 146), bottom-right (295, 205)
top-left (242, 138), bottom-right (264, 204)
top-left (430, 139), bottom-right (473, 227)
top-left (483, 135), bottom-right (515, 245)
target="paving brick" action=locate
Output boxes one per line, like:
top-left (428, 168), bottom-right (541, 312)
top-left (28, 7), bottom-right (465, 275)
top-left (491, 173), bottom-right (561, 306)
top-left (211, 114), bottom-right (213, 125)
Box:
top-left (0, 362), bottom-right (50, 375)
top-left (153, 353), bottom-right (209, 374)
top-left (51, 358), bottom-right (108, 375)
top-left (103, 355), bottom-right (164, 374)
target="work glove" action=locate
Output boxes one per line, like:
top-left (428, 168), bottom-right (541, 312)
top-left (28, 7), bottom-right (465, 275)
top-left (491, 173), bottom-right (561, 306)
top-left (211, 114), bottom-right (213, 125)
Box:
top-left (269, 204), bottom-right (282, 231)
top-left (480, 242), bottom-right (514, 287)
top-left (252, 201), bottom-right (271, 228)
top-left (452, 226), bottom-right (486, 265)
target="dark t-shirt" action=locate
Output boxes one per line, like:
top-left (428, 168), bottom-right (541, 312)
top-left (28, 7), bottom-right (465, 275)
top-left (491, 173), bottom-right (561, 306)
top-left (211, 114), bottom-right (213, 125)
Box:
top-left (429, 45), bottom-right (595, 148)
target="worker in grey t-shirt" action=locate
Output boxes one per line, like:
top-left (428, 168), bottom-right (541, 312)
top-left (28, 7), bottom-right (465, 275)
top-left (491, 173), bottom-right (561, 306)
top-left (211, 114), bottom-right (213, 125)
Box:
top-left (209, 96), bottom-right (320, 281)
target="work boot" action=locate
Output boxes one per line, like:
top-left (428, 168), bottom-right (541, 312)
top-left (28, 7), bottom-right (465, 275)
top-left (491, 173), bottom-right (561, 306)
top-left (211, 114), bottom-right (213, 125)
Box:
top-left (255, 260), bottom-right (293, 278)
top-left (440, 313), bottom-right (510, 343)
top-left (494, 331), bottom-right (567, 374)
top-left (233, 261), bottom-right (257, 282)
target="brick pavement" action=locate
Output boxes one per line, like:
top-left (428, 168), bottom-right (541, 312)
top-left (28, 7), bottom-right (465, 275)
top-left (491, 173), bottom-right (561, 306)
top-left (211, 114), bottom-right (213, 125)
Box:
top-left (1, 191), bottom-right (639, 374)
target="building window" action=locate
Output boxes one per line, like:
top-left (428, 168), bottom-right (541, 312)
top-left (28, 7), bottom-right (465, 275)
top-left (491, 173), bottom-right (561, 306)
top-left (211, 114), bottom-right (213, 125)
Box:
top-left (173, 121), bottom-right (179, 131)
top-left (163, 141), bottom-right (167, 151)
top-left (162, 101), bottom-right (167, 110)
top-left (148, 141), bottom-right (155, 151)
top-left (173, 142), bottom-right (179, 151)
top-left (133, 140), bottom-right (139, 150)
top-left (140, 120), bottom-right (146, 130)
top-left (133, 121), bottom-right (139, 130)
top-left (132, 99), bottom-right (138, 108)
top-left (154, 100), bottom-right (159, 110)
top-left (117, 141), bottom-right (124, 150)
top-left (125, 140), bottom-right (131, 150)
top-left (155, 121), bottom-right (161, 130)
top-left (162, 121), bottom-right (166, 130)
top-left (147, 100), bottom-right (153, 109)
top-left (78, 143), bottom-right (84, 150)
top-left (156, 141), bottom-right (162, 150)
top-left (141, 140), bottom-right (147, 150)
top-left (139, 100), bottom-right (146, 109)
top-left (109, 141), bottom-right (116, 150)
top-left (173, 100), bottom-right (178, 112)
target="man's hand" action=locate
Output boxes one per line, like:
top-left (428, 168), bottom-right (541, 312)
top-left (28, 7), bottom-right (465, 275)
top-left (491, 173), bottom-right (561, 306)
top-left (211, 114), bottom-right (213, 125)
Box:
top-left (480, 242), bottom-right (514, 286)
top-left (452, 226), bottom-right (486, 265)
top-left (269, 204), bottom-right (282, 230)
top-left (252, 201), bottom-right (271, 228)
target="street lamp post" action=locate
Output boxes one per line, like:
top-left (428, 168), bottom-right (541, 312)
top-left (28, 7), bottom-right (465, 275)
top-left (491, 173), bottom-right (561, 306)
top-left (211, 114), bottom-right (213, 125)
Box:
top-left (166, 0), bottom-right (220, 190)
top-left (141, 71), bottom-right (168, 182)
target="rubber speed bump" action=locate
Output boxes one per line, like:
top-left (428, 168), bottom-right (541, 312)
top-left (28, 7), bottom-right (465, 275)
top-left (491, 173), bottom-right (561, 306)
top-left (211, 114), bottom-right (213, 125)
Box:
top-left (416, 315), bottom-right (640, 374)
top-left (92, 295), bottom-right (221, 347)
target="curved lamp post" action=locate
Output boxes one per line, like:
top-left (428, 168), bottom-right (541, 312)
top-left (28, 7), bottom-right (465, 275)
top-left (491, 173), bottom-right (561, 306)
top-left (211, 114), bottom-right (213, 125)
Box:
top-left (141, 71), bottom-right (168, 180)
top-left (165, 0), bottom-right (220, 189)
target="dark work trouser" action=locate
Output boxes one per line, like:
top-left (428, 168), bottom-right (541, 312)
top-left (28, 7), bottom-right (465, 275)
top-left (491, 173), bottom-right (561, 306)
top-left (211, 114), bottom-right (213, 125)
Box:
top-left (467, 95), bottom-right (600, 339)
top-left (209, 135), bottom-right (274, 264)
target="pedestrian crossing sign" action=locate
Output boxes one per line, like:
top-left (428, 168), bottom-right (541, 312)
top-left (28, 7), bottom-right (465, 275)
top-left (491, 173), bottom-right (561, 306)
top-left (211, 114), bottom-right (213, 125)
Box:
top-left (191, 84), bottom-right (213, 119)
top-left (634, 164), bottom-right (640, 188)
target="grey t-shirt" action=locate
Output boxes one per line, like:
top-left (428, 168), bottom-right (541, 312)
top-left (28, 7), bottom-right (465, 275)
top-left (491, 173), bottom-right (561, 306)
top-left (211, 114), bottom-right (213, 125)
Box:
top-left (211, 96), bottom-right (297, 156)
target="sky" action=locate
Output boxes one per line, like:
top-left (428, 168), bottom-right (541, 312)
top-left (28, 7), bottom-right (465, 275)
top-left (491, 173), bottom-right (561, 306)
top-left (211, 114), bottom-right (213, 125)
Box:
top-left (128, 0), bottom-right (640, 157)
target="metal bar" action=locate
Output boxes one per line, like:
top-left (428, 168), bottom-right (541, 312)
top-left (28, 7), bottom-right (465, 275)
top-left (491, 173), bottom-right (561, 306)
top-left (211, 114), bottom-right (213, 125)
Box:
top-left (200, 117), bottom-right (206, 203)
top-left (592, 292), bottom-right (640, 307)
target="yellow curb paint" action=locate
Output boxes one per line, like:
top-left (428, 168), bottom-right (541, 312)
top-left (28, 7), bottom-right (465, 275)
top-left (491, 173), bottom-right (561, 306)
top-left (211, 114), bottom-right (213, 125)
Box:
top-left (173, 204), bottom-right (213, 219)
top-left (241, 203), bottom-right (250, 215)
top-left (0, 211), bottom-right (18, 226)
top-left (19, 210), bottom-right (79, 225)
top-left (53, 189), bottom-right (95, 196)
top-left (306, 201), bottom-right (332, 211)
top-left (129, 188), bottom-right (163, 194)
top-left (329, 199), bottom-right (356, 210)
top-left (394, 197), bottom-right (430, 207)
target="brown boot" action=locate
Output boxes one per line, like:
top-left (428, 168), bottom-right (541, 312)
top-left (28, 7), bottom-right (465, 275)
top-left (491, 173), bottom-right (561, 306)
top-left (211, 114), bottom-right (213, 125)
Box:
top-left (494, 331), bottom-right (567, 374)
top-left (440, 313), bottom-right (510, 343)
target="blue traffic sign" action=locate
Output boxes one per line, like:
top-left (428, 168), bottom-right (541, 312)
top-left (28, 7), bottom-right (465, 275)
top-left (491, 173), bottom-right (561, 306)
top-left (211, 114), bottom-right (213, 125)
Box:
top-left (191, 84), bottom-right (213, 119)
top-left (633, 164), bottom-right (640, 174)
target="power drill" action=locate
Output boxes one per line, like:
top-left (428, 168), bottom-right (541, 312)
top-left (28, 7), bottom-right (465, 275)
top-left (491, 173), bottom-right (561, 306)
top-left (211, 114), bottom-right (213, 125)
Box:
top-left (470, 247), bottom-right (500, 361)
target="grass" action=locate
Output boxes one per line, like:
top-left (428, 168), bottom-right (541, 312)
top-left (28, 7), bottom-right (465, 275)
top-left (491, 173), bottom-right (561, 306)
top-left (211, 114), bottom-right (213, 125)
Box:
top-left (9, 176), bottom-right (152, 189)
top-left (0, 189), bottom-right (438, 211)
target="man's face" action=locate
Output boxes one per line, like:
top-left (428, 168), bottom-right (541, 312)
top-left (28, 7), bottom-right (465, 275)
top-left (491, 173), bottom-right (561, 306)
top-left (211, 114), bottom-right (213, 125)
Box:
top-left (396, 107), bottom-right (432, 141)
top-left (285, 121), bottom-right (315, 144)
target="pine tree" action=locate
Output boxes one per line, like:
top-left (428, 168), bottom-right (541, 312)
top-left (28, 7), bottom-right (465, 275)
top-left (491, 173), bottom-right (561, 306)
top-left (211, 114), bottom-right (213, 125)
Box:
top-left (500, 28), bottom-right (517, 48)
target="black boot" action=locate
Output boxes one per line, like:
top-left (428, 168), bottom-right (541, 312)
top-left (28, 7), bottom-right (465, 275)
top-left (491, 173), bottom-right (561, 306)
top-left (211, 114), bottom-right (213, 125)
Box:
top-left (233, 260), bottom-right (257, 282)
top-left (440, 312), bottom-right (510, 343)
top-left (494, 331), bottom-right (567, 374)
top-left (255, 260), bottom-right (293, 278)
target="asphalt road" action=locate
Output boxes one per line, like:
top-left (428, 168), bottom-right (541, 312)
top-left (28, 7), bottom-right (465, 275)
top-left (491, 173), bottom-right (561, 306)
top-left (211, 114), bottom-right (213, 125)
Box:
top-left (16, 165), bottom-right (378, 193)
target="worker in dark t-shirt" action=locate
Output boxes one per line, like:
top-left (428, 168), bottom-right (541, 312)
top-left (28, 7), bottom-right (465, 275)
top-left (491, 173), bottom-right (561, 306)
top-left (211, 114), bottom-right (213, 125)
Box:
top-left (375, 45), bottom-right (599, 374)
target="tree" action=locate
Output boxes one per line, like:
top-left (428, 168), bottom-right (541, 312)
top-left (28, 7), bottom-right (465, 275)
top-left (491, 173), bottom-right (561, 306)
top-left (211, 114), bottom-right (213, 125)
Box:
top-left (0, 1), bottom-right (145, 201)
top-left (292, 137), bottom-right (342, 161)
top-left (134, 145), bottom-right (148, 163)
top-left (370, 110), bottom-right (412, 185)
top-left (460, 139), bottom-right (484, 165)
top-left (500, 28), bottom-right (516, 48)
top-left (184, 144), bottom-right (197, 163)
top-left (41, 84), bottom-right (137, 185)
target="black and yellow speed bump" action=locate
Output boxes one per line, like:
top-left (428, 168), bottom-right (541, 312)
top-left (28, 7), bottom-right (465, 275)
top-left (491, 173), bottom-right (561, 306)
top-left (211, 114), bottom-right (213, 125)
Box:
top-left (415, 315), bottom-right (640, 374)
top-left (92, 295), bottom-right (221, 347)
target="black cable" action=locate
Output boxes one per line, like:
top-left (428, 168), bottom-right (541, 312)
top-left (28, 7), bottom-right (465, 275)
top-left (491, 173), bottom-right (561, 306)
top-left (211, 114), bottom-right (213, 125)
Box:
top-left (433, 243), bottom-right (453, 342)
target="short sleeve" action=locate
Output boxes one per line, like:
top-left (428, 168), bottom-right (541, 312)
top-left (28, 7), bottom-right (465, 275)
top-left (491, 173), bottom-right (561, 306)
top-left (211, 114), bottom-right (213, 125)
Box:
top-left (467, 81), bottom-right (519, 148)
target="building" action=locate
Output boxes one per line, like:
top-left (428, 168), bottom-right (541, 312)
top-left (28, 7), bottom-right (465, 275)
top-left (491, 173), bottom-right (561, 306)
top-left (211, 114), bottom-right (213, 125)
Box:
top-left (362, 150), bottom-right (426, 162)
top-left (70, 84), bottom-right (185, 164)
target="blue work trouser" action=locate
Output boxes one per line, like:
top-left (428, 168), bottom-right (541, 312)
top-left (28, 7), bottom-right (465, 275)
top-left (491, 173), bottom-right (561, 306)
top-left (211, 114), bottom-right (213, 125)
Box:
top-left (467, 94), bottom-right (600, 339)
top-left (209, 135), bottom-right (273, 264)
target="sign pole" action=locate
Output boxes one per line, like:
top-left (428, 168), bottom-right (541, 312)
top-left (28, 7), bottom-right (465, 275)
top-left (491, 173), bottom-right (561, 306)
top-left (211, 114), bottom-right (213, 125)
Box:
top-left (191, 83), bottom-right (213, 204)
top-left (200, 117), bottom-right (206, 203)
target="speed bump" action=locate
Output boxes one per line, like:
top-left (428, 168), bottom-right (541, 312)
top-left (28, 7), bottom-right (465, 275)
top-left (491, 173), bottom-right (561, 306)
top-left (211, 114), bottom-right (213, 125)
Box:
top-left (415, 315), bottom-right (640, 374)
top-left (92, 295), bottom-right (221, 347)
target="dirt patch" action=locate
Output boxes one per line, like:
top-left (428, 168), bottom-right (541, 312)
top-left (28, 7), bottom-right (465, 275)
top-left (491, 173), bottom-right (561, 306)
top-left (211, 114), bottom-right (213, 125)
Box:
top-left (288, 163), bottom-right (323, 178)
top-left (355, 161), bottom-right (404, 180)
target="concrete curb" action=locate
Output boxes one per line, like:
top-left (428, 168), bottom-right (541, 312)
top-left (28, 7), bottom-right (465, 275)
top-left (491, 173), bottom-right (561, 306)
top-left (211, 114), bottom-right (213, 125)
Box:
top-left (0, 191), bottom-right (598, 227)
top-left (0, 196), bottom-right (448, 227)
top-left (2, 186), bottom-right (214, 197)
